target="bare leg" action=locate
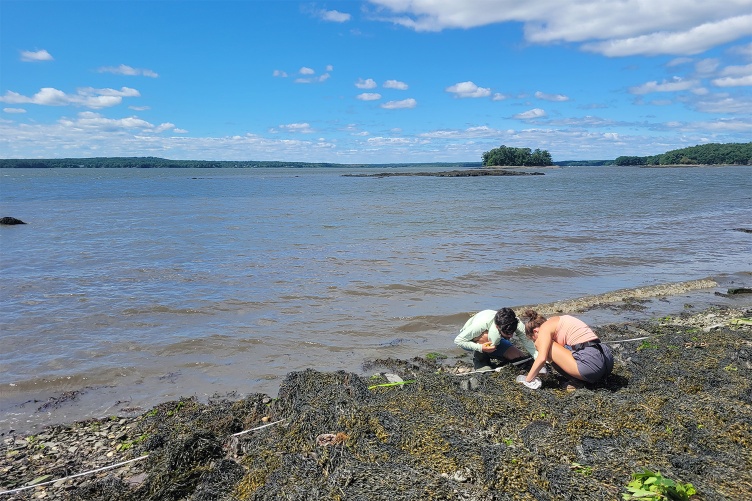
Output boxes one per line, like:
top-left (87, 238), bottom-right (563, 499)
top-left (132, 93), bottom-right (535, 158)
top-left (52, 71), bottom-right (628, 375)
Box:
top-left (549, 343), bottom-right (583, 380)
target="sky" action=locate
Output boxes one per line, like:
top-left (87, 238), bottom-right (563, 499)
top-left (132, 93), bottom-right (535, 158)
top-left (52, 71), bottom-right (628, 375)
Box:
top-left (1, 0), bottom-right (751, 163)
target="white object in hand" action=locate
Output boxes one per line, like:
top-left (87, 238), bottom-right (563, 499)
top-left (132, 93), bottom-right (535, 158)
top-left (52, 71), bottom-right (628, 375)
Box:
top-left (515, 375), bottom-right (542, 389)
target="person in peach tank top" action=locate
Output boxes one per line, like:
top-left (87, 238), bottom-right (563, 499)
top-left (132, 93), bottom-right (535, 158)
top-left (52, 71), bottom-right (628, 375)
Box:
top-left (517, 310), bottom-right (614, 390)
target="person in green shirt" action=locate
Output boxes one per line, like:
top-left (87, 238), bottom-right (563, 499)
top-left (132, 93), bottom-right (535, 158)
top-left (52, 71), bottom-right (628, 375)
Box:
top-left (454, 307), bottom-right (538, 370)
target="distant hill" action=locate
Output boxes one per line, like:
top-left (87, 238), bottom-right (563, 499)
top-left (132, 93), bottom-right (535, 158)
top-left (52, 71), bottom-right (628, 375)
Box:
top-left (0, 157), bottom-right (483, 169)
top-left (553, 160), bottom-right (614, 166)
top-left (615, 142), bottom-right (752, 166)
top-left (1, 142), bottom-right (749, 168)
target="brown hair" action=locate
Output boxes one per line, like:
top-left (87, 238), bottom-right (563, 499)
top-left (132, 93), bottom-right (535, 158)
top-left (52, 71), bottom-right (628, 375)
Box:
top-left (522, 309), bottom-right (547, 337)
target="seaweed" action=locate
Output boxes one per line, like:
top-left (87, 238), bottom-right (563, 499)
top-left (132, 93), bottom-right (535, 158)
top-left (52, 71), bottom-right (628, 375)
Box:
top-left (2, 307), bottom-right (751, 500)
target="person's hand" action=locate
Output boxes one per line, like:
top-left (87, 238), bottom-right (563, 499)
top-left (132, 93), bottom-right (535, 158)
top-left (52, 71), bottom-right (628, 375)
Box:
top-left (515, 375), bottom-right (542, 389)
top-left (481, 342), bottom-right (496, 353)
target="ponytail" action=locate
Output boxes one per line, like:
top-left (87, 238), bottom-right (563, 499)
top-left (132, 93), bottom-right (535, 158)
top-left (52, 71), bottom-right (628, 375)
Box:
top-left (522, 309), bottom-right (547, 337)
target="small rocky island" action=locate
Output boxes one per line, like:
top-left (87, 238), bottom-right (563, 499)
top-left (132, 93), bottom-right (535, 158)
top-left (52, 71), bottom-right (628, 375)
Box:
top-left (343, 169), bottom-right (544, 178)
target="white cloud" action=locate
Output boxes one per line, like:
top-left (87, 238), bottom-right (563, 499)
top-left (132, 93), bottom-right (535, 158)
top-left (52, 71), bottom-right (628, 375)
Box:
top-left (278, 123), bottom-right (314, 133)
top-left (3, 108), bottom-right (26, 114)
top-left (0, 86), bottom-right (141, 109)
top-left (383, 79), bottom-right (408, 90)
top-left (535, 91), bottom-right (570, 102)
top-left (20, 49), bottom-right (53, 62)
top-left (419, 125), bottom-right (500, 139)
top-left (296, 73), bottom-right (330, 84)
top-left (719, 63), bottom-right (752, 76)
top-left (320, 9), bottom-right (351, 22)
top-left (694, 58), bottom-right (720, 75)
top-left (58, 111), bottom-right (176, 133)
top-left (667, 57), bottom-right (693, 67)
top-left (380, 98), bottom-right (417, 109)
top-left (357, 93), bottom-right (382, 101)
top-left (730, 42), bottom-right (752, 59)
top-left (492, 93), bottom-right (509, 101)
top-left (326, 65), bottom-right (334, 71)
top-left (366, 136), bottom-right (416, 145)
top-left (445, 81), bottom-right (491, 98)
top-left (629, 77), bottom-right (696, 94)
top-left (694, 93), bottom-right (752, 113)
top-left (293, 66), bottom-right (332, 84)
top-left (581, 14), bottom-right (752, 56)
top-left (514, 108), bottom-right (546, 119)
top-left (710, 63), bottom-right (752, 87)
top-left (367, 1), bottom-right (752, 57)
top-left (273, 70), bottom-right (288, 77)
top-left (355, 78), bottom-right (377, 89)
top-left (712, 75), bottom-right (752, 87)
top-left (98, 64), bottom-right (159, 78)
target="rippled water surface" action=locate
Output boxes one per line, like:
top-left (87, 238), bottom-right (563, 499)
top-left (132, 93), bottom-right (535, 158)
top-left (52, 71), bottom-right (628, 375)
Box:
top-left (1, 165), bottom-right (751, 432)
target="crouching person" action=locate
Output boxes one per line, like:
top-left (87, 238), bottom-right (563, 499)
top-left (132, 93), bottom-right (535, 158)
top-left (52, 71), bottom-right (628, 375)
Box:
top-left (454, 307), bottom-right (538, 371)
top-left (519, 309), bottom-right (614, 390)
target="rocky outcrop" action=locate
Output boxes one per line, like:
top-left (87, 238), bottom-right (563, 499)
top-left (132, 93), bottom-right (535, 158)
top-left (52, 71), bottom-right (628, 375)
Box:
top-left (344, 169), bottom-right (544, 177)
top-left (0, 217), bottom-right (26, 225)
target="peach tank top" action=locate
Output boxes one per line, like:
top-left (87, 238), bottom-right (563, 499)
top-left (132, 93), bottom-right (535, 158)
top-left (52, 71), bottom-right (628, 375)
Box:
top-left (552, 315), bottom-right (598, 346)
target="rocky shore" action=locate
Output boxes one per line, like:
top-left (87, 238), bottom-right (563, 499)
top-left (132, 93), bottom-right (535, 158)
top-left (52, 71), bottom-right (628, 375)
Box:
top-left (342, 169), bottom-right (544, 177)
top-left (2, 304), bottom-right (751, 500)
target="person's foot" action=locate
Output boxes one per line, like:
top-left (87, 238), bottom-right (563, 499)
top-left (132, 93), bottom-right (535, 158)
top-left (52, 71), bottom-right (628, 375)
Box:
top-left (559, 378), bottom-right (584, 392)
top-left (473, 351), bottom-right (496, 370)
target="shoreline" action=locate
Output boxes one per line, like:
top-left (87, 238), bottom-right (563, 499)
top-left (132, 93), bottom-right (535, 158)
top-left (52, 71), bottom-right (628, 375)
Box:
top-left (1, 284), bottom-right (751, 499)
top-left (1, 275), bottom-right (749, 435)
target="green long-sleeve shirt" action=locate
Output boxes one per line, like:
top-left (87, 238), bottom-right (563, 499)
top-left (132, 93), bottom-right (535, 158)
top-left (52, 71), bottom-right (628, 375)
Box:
top-left (454, 309), bottom-right (538, 358)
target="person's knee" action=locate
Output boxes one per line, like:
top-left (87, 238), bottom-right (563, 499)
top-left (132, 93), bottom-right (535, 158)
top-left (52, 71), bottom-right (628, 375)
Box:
top-left (503, 346), bottom-right (524, 359)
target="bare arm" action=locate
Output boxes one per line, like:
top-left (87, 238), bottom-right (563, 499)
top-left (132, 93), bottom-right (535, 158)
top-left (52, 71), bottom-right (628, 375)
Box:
top-left (526, 317), bottom-right (558, 382)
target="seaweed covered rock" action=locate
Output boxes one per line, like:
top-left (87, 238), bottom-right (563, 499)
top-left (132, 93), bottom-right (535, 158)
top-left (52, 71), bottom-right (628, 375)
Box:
top-left (1, 306), bottom-right (751, 500)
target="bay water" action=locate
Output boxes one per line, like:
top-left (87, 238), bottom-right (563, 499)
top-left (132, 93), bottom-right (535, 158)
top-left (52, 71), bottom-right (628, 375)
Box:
top-left (1, 165), bottom-right (751, 433)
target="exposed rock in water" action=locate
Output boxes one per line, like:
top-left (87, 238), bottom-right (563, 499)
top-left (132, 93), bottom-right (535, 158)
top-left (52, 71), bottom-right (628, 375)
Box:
top-left (1, 306), bottom-right (751, 500)
top-left (733, 228), bottom-right (752, 234)
top-left (0, 217), bottom-right (26, 225)
top-left (343, 169), bottom-right (544, 178)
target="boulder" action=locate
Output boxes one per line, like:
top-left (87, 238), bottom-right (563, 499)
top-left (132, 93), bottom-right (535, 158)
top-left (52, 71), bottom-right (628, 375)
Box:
top-left (0, 217), bottom-right (26, 225)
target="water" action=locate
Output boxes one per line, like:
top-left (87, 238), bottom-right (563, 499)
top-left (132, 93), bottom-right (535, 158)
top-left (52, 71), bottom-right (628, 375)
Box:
top-left (1, 165), bottom-right (751, 433)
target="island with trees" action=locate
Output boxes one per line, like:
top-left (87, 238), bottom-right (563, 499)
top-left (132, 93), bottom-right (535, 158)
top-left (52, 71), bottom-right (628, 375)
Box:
top-left (481, 145), bottom-right (553, 167)
top-left (614, 142), bottom-right (751, 166)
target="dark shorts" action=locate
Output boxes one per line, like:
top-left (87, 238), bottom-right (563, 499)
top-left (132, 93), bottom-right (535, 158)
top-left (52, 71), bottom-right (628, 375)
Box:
top-left (572, 342), bottom-right (614, 383)
top-left (473, 339), bottom-right (515, 369)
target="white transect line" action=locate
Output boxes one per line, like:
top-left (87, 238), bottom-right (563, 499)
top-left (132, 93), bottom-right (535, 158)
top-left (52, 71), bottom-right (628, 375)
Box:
top-left (231, 419), bottom-right (285, 437)
top-left (0, 455), bottom-right (149, 495)
top-left (452, 357), bottom-right (533, 376)
top-left (0, 420), bottom-right (285, 496)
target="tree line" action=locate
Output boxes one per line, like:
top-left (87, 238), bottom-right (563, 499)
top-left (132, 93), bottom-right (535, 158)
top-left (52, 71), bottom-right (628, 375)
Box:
top-left (614, 142), bottom-right (751, 166)
top-left (0, 157), bottom-right (483, 169)
top-left (481, 145), bottom-right (553, 166)
top-left (2, 142), bottom-right (748, 169)
top-left (0, 157), bottom-right (354, 169)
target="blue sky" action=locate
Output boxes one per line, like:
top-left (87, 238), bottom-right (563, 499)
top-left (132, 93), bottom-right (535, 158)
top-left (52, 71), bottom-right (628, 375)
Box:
top-left (1, 0), bottom-right (751, 163)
